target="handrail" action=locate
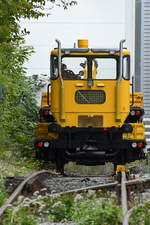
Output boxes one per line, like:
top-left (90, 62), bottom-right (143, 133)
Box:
top-left (55, 39), bottom-right (65, 121)
top-left (55, 39), bottom-right (63, 86)
top-left (119, 39), bottom-right (126, 81)
top-left (116, 39), bottom-right (126, 122)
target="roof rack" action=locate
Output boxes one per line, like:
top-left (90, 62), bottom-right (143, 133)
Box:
top-left (61, 48), bottom-right (89, 53)
top-left (53, 48), bottom-right (128, 54)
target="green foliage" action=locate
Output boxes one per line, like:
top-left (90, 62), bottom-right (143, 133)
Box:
top-left (0, 175), bottom-right (8, 207)
top-left (0, 0), bottom-right (77, 154)
top-left (0, 84), bottom-right (4, 104)
top-left (71, 199), bottom-right (121, 225)
top-left (2, 193), bottom-right (121, 225)
top-left (46, 194), bottom-right (74, 222)
top-left (0, 53), bottom-right (38, 153)
top-left (129, 202), bottom-right (150, 225)
top-left (31, 74), bottom-right (48, 91)
top-left (2, 206), bottom-right (37, 225)
top-left (0, 0), bottom-right (77, 42)
top-left (45, 194), bottom-right (121, 224)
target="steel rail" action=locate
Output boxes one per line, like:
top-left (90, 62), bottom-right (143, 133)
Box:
top-left (116, 177), bottom-right (150, 190)
top-left (0, 170), bottom-right (53, 219)
top-left (121, 171), bottom-right (128, 225)
top-left (49, 181), bottom-right (118, 197)
top-left (123, 207), bottom-right (133, 225)
top-left (1, 168), bottom-right (150, 224)
top-left (125, 177), bottom-right (150, 186)
top-left (0, 171), bottom-right (118, 221)
top-left (123, 203), bottom-right (148, 225)
top-left (122, 177), bottom-right (150, 225)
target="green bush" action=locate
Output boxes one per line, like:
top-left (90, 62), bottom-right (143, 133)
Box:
top-left (129, 202), bottom-right (150, 225)
top-left (71, 198), bottom-right (121, 225)
top-left (0, 175), bottom-right (8, 207)
top-left (2, 206), bottom-right (37, 225)
top-left (2, 193), bottom-right (121, 225)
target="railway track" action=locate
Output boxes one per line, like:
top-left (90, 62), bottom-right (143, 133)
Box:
top-left (0, 170), bottom-right (150, 224)
top-left (0, 170), bottom-right (53, 219)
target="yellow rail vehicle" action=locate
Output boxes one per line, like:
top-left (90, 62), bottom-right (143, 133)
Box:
top-left (35, 40), bottom-right (146, 174)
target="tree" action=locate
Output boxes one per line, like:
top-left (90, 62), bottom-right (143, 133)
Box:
top-left (0, 0), bottom-right (77, 153)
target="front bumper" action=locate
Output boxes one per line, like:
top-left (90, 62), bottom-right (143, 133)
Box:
top-left (34, 124), bottom-right (146, 165)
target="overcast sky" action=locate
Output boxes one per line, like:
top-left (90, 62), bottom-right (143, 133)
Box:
top-left (20, 0), bottom-right (131, 77)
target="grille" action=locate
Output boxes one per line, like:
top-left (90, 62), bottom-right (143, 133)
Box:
top-left (75, 90), bottom-right (105, 104)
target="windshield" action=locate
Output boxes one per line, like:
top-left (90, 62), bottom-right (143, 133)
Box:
top-left (61, 57), bottom-right (87, 80)
top-left (51, 55), bottom-right (130, 80)
top-left (92, 58), bottom-right (117, 79)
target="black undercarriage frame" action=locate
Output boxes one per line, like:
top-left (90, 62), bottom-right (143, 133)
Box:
top-left (35, 126), bottom-right (146, 174)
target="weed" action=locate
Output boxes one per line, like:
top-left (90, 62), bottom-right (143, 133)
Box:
top-left (129, 201), bottom-right (150, 225)
top-left (0, 175), bottom-right (8, 206)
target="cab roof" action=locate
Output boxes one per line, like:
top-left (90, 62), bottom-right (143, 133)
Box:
top-left (51, 48), bottom-right (130, 56)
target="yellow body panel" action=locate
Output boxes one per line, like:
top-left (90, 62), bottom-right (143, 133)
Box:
top-left (36, 122), bottom-right (58, 139)
top-left (41, 92), bottom-right (51, 107)
top-left (51, 78), bottom-right (130, 127)
top-left (130, 92), bottom-right (144, 108)
top-left (123, 123), bottom-right (145, 140)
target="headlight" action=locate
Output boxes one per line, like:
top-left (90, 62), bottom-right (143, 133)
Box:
top-left (44, 142), bottom-right (49, 148)
top-left (131, 110), bottom-right (135, 116)
top-left (131, 143), bottom-right (137, 148)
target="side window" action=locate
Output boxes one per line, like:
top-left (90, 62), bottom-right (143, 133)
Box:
top-left (123, 56), bottom-right (130, 80)
top-left (51, 56), bottom-right (58, 79)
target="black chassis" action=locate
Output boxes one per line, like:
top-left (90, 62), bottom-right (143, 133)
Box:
top-left (35, 124), bottom-right (146, 167)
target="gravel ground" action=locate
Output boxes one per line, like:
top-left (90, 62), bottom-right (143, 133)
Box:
top-left (38, 174), bottom-right (113, 193)
top-left (129, 165), bottom-right (150, 177)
